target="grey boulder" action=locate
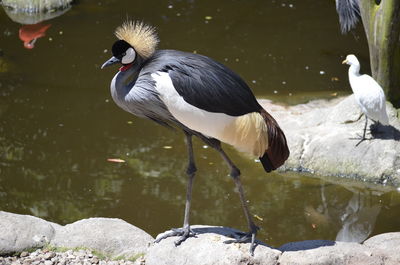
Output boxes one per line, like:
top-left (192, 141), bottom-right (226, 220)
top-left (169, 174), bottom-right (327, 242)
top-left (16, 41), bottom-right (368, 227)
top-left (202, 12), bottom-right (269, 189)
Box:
top-left (278, 241), bottom-right (383, 265)
top-left (50, 217), bottom-right (154, 260)
top-left (146, 225), bottom-right (281, 265)
top-left (0, 211), bottom-right (57, 255)
top-left (363, 232), bottom-right (400, 264)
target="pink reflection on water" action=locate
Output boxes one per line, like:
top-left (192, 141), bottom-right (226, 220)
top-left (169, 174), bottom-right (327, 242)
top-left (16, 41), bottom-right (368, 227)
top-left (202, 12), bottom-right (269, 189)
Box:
top-left (19, 23), bottom-right (51, 49)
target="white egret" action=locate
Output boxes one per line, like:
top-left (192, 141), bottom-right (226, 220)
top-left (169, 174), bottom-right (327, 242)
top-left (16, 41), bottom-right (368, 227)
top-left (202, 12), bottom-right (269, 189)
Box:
top-left (342, 54), bottom-right (389, 145)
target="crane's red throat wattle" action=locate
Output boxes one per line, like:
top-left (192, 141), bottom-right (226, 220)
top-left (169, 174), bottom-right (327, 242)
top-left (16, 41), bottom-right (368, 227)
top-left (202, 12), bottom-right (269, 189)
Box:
top-left (119, 63), bottom-right (133, 72)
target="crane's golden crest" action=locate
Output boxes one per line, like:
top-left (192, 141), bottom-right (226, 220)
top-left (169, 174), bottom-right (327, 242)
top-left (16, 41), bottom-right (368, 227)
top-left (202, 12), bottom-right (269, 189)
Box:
top-left (115, 21), bottom-right (159, 59)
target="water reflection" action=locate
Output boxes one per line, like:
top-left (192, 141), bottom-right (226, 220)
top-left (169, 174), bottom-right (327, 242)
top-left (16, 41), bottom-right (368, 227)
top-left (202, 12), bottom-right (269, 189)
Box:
top-left (336, 190), bottom-right (381, 242)
top-left (19, 23), bottom-right (51, 49)
top-left (304, 184), bottom-right (382, 243)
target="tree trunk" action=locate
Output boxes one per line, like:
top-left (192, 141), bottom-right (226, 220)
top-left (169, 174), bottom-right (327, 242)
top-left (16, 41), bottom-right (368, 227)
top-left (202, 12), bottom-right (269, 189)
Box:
top-left (359, 0), bottom-right (400, 106)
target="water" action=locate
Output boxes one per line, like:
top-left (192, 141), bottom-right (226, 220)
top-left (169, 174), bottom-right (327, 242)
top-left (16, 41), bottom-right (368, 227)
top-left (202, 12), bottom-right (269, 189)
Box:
top-left (1, 0), bottom-right (399, 247)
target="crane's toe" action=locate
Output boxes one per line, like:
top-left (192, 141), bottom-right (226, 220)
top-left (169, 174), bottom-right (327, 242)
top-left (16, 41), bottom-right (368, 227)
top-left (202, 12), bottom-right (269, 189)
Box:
top-left (154, 226), bottom-right (197, 245)
top-left (224, 225), bottom-right (259, 256)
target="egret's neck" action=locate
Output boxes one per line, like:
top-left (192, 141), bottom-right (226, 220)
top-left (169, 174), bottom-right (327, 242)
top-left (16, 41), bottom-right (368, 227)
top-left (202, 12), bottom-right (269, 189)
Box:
top-left (348, 64), bottom-right (361, 77)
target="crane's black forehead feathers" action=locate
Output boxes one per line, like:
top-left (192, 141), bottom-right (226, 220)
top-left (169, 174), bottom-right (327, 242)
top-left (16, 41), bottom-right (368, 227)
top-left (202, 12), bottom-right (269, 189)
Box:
top-left (111, 40), bottom-right (132, 57)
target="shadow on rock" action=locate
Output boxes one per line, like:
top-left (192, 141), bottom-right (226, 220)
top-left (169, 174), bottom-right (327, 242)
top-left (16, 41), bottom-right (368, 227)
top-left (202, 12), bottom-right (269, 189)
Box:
top-left (279, 240), bottom-right (336, 251)
top-left (370, 123), bottom-right (400, 141)
top-left (156, 225), bottom-right (271, 248)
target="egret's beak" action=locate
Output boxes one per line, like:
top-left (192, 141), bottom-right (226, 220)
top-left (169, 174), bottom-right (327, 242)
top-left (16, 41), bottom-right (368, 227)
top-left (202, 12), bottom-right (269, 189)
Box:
top-left (101, 56), bottom-right (120, 69)
top-left (342, 59), bottom-right (348, 65)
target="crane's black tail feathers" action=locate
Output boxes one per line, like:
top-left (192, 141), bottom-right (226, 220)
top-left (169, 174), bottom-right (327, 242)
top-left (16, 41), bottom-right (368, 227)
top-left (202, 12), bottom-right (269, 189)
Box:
top-left (335, 0), bottom-right (361, 34)
top-left (259, 109), bottom-right (290, 172)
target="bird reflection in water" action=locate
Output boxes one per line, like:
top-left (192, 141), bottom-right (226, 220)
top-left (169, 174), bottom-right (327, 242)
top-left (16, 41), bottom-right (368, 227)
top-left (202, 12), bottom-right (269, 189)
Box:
top-left (19, 23), bottom-right (51, 49)
top-left (305, 184), bottom-right (381, 243)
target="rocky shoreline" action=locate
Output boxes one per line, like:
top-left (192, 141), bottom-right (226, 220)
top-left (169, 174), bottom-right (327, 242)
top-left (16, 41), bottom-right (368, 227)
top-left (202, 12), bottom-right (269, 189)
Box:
top-left (0, 248), bottom-right (140, 265)
top-left (1, 211), bottom-right (399, 265)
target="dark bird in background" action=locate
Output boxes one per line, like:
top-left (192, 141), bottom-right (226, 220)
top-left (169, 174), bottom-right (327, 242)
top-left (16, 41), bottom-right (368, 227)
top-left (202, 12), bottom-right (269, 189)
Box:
top-left (335, 0), bottom-right (361, 33)
top-left (102, 21), bottom-right (290, 255)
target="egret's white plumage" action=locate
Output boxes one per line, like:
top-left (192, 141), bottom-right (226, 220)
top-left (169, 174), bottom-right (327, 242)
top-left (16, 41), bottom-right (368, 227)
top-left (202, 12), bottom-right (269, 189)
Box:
top-left (342, 54), bottom-right (389, 145)
top-left (343, 54), bottom-right (389, 125)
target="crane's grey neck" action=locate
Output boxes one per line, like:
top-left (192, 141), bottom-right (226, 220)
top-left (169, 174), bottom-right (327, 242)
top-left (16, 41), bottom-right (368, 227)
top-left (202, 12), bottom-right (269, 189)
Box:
top-left (349, 63), bottom-right (360, 76)
top-left (111, 57), bottom-right (145, 101)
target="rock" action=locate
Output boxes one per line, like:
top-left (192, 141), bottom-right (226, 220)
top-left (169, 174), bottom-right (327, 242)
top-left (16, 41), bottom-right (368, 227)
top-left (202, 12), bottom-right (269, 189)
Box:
top-left (260, 96), bottom-right (400, 185)
top-left (50, 217), bottom-right (154, 260)
top-left (0, 211), bottom-right (57, 255)
top-left (1, 0), bottom-right (72, 13)
top-left (278, 241), bottom-right (382, 265)
top-left (43, 252), bottom-right (56, 260)
top-left (363, 232), bottom-right (400, 264)
top-left (1, 0), bottom-right (72, 24)
top-left (146, 225), bottom-right (281, 265)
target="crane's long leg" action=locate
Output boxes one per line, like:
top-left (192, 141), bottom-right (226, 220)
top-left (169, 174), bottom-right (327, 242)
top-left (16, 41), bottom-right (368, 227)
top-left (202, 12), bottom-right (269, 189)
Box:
top-left (210, 142), bottom-right (259, 256)
top-left (356, 115), bottom-right (368, 146)
top-left (155, 132), bottom-right (197, 245)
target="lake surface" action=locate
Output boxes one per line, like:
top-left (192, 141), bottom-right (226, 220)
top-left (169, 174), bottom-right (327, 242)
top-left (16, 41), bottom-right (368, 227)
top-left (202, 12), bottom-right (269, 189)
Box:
top-left (0, 0), bottom-right (399, 247)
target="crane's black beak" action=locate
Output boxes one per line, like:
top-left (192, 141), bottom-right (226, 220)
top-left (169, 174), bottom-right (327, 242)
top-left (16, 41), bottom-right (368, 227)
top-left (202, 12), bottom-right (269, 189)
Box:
top-left (101, 56), bottom-right (120, 69)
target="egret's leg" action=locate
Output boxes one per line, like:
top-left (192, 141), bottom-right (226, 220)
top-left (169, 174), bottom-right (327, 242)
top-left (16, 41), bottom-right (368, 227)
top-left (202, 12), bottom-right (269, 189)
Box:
top-left (155, 132), bottom-right (197, 245)
top-left (356, 115), bottom-right (368, 146)
top-left (211, 142), bottom-right (259, 256)
top-left (362, 115), bottom-right (368, 139)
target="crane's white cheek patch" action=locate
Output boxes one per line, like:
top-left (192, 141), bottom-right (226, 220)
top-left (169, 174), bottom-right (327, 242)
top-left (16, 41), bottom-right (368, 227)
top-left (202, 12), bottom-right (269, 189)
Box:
top-left (151, 71), bottom-right (235, 139)
top-left (122, 48), bottom-right (136, 64)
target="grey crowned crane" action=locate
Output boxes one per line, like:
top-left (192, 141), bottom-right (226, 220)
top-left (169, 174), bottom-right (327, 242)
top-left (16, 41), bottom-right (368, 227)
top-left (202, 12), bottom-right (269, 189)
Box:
top-left (101, 21), bottom-right (290, 255)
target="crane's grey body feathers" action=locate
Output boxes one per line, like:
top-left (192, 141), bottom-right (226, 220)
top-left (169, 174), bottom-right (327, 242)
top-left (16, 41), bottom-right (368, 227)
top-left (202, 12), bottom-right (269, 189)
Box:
top-left (335, 0), bottom-right (361, 33)
top-left (110, 63), bottom-right (177, 128)
top-left (110, 50), bottom-right (287, 160)
top-left (153, 50), bottom-right (262, 116)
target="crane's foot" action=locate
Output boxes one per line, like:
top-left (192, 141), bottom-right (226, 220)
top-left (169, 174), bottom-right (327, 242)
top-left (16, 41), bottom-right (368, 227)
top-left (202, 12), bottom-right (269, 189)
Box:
top-left (224, 226), bottom-right (259, 256)
top-left (154, 226), bottom-right (197, 246)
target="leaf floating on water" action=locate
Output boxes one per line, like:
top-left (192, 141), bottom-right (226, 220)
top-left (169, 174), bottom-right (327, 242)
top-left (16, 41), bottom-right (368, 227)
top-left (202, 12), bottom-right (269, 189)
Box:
top-left (107, 158), bottom-right (126, 163)
top-left (163, 145), bottom-right (173, 149)
top-left (254, 214), bottom-right (263, 221)
top-left (311, 223), bottom-right (317, 229)
top-left (127, 121), bottom-right (133, 124)
top-left (331, 77), bottom-right (339, 82)
top-left (205, 16), bottom-right (213, 20)
top-left (330, 92), bottom-right (338, 96)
